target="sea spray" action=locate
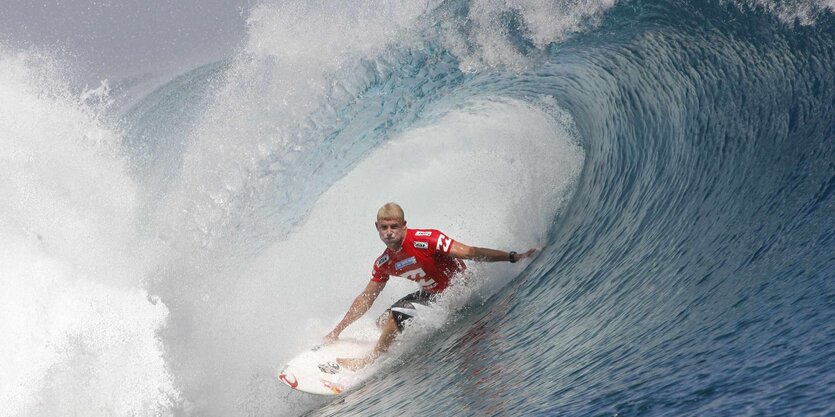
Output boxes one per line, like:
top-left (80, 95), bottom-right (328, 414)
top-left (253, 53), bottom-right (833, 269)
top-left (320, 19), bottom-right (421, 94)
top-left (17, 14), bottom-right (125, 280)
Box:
top-left (0, 48), bottom-right (177, 417)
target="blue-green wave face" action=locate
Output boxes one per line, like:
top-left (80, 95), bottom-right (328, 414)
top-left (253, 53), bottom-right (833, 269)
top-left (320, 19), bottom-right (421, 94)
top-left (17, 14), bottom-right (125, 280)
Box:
top-left (2, 0), bottom-right (833, 416)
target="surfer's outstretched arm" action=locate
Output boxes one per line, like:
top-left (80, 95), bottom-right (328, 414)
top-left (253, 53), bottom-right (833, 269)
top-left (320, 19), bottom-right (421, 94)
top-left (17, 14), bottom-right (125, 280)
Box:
top-left (325, 279), bottom-right (386, 343)
top-left (449, 241), bottom-right (537, 263)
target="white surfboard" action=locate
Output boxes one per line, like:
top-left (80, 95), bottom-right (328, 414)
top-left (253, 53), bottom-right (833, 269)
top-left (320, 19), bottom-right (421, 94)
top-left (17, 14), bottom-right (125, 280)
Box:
top-left (277, 338), bottom-right (376, 395)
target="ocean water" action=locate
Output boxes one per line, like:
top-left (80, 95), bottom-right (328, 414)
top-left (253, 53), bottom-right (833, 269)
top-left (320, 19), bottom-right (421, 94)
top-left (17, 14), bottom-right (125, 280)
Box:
top-left (1, 0), bottom-right (833, 416)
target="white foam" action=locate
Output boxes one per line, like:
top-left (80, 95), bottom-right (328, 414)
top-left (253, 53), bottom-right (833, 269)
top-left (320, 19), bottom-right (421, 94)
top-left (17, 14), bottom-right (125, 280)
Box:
top-left (439, 0), bottom-right (617, 72)
top-left (246, 0), bottom-right (440, 69)
top-left (155, 0), bottom-right (441, 251)
top-left (0, 48), bottom-right (176, 416)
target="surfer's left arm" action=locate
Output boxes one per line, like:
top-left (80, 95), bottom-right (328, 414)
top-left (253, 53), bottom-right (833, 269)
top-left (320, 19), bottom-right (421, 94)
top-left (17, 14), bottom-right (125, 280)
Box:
top-left (449, 242), bottom-right (537, 263)
top-left (324, 279), bottom-right (386, 343)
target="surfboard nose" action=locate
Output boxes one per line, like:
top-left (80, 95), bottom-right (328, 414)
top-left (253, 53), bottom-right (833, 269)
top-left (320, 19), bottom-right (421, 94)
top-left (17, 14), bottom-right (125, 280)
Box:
top-left (278, 370), bottom-right (299, 389)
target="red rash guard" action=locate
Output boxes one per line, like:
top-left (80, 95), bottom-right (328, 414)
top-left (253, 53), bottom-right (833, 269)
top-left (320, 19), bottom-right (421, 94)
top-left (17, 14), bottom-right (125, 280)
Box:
top-left (371, 229), bottom-right (466, 294)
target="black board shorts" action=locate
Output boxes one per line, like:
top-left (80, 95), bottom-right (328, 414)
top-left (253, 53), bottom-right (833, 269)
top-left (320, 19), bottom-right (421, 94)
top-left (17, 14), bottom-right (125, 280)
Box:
top-left (383, 290), bottom-right (436, 331)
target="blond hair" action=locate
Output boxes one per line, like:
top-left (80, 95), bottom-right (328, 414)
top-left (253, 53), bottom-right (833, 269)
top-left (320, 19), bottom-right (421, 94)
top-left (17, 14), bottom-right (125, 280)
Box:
top-left (377, 202), bottom-right (405, 222)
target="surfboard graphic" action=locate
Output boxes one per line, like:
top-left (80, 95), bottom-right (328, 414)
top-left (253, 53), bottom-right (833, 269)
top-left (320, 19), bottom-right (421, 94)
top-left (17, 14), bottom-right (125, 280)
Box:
top-left (278, 338), bottom-right (376, 395)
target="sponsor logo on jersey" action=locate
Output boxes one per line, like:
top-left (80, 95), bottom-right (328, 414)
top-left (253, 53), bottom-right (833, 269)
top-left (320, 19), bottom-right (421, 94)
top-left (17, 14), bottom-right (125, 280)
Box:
top-left (404, 268), bottom-right (426, 280)
top-left (415, 231), bottom-right (432, 236)
top-left (415, 277), bottom-right (437, 289)
top-left (413, 241), bottom-right (429, 249)
top-left (395, 256), bottom-right (417, 270)
top-left (376, 254), bottom-right (390, 267)
top-left (436, 234), bottom-right (453, 252)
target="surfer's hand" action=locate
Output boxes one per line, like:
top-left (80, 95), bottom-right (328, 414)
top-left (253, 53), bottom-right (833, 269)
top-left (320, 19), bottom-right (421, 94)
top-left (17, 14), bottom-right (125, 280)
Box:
top-left (517, 248), bottom-right (537, 260)
top-left (323, 331), bottom-right (339, 344)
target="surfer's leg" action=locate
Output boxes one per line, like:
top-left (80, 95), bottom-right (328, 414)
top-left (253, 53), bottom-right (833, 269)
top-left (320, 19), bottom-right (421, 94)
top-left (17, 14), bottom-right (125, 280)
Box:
top-left (373, 311), bottom-right (400, 355)
top-left (337, 311), bottom-right (399, 371)
top-left (375, 309), bottom-right (391, 330)
top-left (337, 291), bottom-right (430, 370)
top-left (379, 290), bottom-right (432, 351)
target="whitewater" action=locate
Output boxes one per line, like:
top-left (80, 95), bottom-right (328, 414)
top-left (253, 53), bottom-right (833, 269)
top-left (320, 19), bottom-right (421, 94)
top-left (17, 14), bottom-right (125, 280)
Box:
top-left (1, 0), bottom-right (833, 416)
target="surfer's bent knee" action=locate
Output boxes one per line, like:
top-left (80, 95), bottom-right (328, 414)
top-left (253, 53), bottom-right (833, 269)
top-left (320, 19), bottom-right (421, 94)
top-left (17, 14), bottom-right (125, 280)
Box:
top-left (376, 310), bottom-right (390, 329)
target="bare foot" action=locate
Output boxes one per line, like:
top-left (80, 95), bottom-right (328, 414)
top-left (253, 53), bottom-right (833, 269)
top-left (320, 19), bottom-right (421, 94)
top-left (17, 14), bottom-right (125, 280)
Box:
top-left (336, 356), bottom-right (373, 371)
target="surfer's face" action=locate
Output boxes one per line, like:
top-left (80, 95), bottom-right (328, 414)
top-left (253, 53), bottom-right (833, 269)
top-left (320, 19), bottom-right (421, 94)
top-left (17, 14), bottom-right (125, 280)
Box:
top-left (376, 219), bottom-right (406, 250)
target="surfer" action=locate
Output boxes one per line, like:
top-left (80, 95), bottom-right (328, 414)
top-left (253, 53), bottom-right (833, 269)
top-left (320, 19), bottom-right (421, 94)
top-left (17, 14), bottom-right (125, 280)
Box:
top-left (325, 202), bottom-right (536, 370)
